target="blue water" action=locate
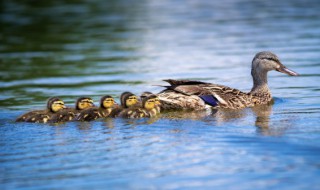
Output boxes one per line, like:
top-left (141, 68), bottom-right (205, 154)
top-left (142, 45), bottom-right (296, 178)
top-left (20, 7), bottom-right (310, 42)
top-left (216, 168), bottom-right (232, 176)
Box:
top-left (1, 0), bottom-right (320, 189)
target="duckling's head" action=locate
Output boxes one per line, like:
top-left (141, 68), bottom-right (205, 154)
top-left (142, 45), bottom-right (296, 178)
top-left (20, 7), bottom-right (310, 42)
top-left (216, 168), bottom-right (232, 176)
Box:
top-left (252, 51), bottom-right (299, 76)
top-left (120, 91), bottom-right (138, 108)
top-left (76, 97), bottom-right (95, 110)
top-left (100, 95), bottom-right (115, 109)
top-left (154, 96), bottom-right (161, 107)
top-left (142, 95), bottom-right (157, 110)
top-left (47, 97), bottom-right (66, 113)
top-left (140, 91), bottom-right (153, 101)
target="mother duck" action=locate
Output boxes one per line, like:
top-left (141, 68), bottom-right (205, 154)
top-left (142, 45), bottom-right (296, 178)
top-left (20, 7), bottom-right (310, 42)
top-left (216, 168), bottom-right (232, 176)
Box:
top-left (157, 51), bottom-right (299, 110)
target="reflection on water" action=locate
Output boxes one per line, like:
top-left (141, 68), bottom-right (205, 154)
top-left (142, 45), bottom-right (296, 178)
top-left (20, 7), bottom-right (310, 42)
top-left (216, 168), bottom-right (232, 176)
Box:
top-left (253, 103), bottom-right (273, 133)
top-left (1, 0), bottom-right (320, 189)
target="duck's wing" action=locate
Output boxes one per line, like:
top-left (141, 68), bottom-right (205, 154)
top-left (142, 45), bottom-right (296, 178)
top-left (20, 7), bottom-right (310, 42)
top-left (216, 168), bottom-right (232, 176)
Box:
top-left (200, 85), bottom-right (254, 109)
top-left (50, 108), bottom-right (76, 123)
top-left (16, 110), bottom-right (45, 122)
top-left (119, 108), bottom-right (148, 118)
top-left (160, 80), bottom-right (222, 108)
top-left (160, 79), bottom-right (253, 109)
top-left (109, 105), bottom-right (123, 117)
top-left (23, 112), bottom-right (51, 123)
top-left (76, 108), bottom-right (102, 121)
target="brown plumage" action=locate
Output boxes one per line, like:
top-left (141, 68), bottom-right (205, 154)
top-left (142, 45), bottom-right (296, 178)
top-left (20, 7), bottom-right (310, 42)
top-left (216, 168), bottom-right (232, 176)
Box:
top-left (75, 95), bottom-right (116, 121)
top-left (119, 94), bottom-right (159, 118)
top-left (140, 91), bottom-right (161, 114)
top-left (49, 97), bottom-right (95, 123)
top-left (16, 97), bottom-right (66, 123)
top-left (158, 51), bottom-right (299, 110)
top-left (110, 91), bottom-right (140, 117)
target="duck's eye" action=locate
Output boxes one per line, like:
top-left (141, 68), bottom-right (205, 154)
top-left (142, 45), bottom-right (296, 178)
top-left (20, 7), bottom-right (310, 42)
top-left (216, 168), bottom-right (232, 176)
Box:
top-left (55, 101), bottom-right (64, 105)
top-left (265, 57), bottom-right (275, 62)
top-left (84, 99), bottom-right (93, 103)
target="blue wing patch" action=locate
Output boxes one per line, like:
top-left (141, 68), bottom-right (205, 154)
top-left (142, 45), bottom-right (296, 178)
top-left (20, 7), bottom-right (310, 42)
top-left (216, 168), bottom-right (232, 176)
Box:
top-left (199, 95), bottom-right (219, 107)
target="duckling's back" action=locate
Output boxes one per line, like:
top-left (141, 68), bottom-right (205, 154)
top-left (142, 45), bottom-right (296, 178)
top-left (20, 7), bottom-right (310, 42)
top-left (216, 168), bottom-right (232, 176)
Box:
top-left (49, 108), bottom-right (77, 123)
top-left (16, 110), bottom-right (46, 122)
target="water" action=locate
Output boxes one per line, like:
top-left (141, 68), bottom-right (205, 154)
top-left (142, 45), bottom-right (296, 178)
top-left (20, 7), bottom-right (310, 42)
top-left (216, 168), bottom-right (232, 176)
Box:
top-left (1, 0), bottom-right (320, 189)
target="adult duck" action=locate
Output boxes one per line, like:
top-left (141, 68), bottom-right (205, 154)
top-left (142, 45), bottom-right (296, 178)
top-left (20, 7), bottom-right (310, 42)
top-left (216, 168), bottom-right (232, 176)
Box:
top-left (157, 51), bottom-right (299, 110)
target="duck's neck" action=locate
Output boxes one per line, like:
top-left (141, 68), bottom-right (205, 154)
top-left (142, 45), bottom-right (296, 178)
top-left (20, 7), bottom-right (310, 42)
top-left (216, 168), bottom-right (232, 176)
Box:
top-left (250, 69), bottom-right (271, 96)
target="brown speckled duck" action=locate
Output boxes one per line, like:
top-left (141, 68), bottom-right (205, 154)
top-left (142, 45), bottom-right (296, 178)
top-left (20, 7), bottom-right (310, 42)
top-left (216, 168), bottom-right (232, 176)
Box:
top-left (50, 97), bottom-right (95, 123)
top-left (75, 95), bottom-right (116, 121)
top-left (119, 94), bottom-right (160, 118)
top-left (16, 97), bottom-right (66, 123)
top-left (158, 51), bottom-right (299, 110)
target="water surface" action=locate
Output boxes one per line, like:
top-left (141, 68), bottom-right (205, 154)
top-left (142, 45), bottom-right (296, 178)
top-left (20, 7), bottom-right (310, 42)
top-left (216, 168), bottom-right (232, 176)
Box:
top-left (1, 0), bottom-right (320, 189)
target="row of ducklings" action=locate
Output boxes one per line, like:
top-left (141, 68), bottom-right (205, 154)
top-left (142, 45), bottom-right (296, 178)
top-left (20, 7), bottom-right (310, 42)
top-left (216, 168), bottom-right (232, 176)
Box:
top-left (16, 92), bottom-right (161, 123)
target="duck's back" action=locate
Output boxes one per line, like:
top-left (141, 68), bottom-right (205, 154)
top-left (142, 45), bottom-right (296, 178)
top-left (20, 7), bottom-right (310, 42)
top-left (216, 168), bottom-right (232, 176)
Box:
top-left (158, 79), bottom-right (254, 110)
top-left (76, 107), bottom-right (102, 121)
top-left (119, 107), bottom-right (149, 118)
top-left (49, 108), bottom-right (77, 123)
top-left (16, 110), bottom-right (45, 122)
top-left (23, 111), bottom-right (52, 123)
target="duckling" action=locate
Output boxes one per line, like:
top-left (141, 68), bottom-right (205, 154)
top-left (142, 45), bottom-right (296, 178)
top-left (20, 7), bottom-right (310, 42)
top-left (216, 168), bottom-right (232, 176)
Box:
top-left (140, 91), bottom-right (153, 100)
top-left (121, 91), bottom-right (140, 108)
top-left (141, 91), bottom-right (161, 114)
top-left (110, 91), bottom-right (140, 117)
top-left (119, 94), bottom-right (159, 118)
top-left (76, 95), bottom-right (116, 121)
top-left (49, 97), bottom-right (95, 123)
top-left (16, 97), bottom-right (66, 123)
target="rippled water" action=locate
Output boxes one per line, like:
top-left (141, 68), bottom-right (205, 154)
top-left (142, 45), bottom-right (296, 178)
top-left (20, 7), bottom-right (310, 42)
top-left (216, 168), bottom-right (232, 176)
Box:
top-left (1, 0), bottom-right (320, 189)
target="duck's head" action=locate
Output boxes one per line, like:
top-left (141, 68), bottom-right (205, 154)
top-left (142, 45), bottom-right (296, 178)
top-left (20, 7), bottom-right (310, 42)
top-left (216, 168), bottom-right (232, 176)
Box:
top-left (140, 91), bottom-right (153, 101)
top-left (76, 97), bottom-right (95, 110)
top-left (47, 97), bottom-right (66, 113)
top-left (154, 96), bottom-right (161, 107)
top-left (142, 95), bottom-right (157, 110)
top-left (100, 95), bottom-right (115, 109)
top-left (120, 91), bottom-right (139, 108)
top-left (252, 51), bottom-right (299, 76)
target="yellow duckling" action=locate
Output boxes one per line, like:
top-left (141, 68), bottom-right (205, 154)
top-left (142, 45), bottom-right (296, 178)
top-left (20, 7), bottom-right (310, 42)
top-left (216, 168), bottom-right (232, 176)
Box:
top-left (49, 97), bottom-right (95, 123)
top-left (110, 91), bottom-right (140, 117)
top-left (76, 95), bottom-right (116, 121)
top-left (140, 91), bottom-right (161, 114)
top-left (119, 94), bottom-right (159, 118)
top-left (121, 91), bottom-right (139, 108)
top-left (16, 97), bottom-right (66, 123)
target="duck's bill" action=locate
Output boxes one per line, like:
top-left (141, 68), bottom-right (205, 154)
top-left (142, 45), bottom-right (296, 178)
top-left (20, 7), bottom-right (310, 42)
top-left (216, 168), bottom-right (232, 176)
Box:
top-left (276, 66), bottom-right (299, 76)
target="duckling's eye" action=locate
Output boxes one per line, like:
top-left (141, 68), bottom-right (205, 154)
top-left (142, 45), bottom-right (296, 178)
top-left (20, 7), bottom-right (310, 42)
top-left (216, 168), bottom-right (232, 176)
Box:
top-left (55, 102), bottom-right (64, 105)
top-left (85, 100), bottom-right (93, 103)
